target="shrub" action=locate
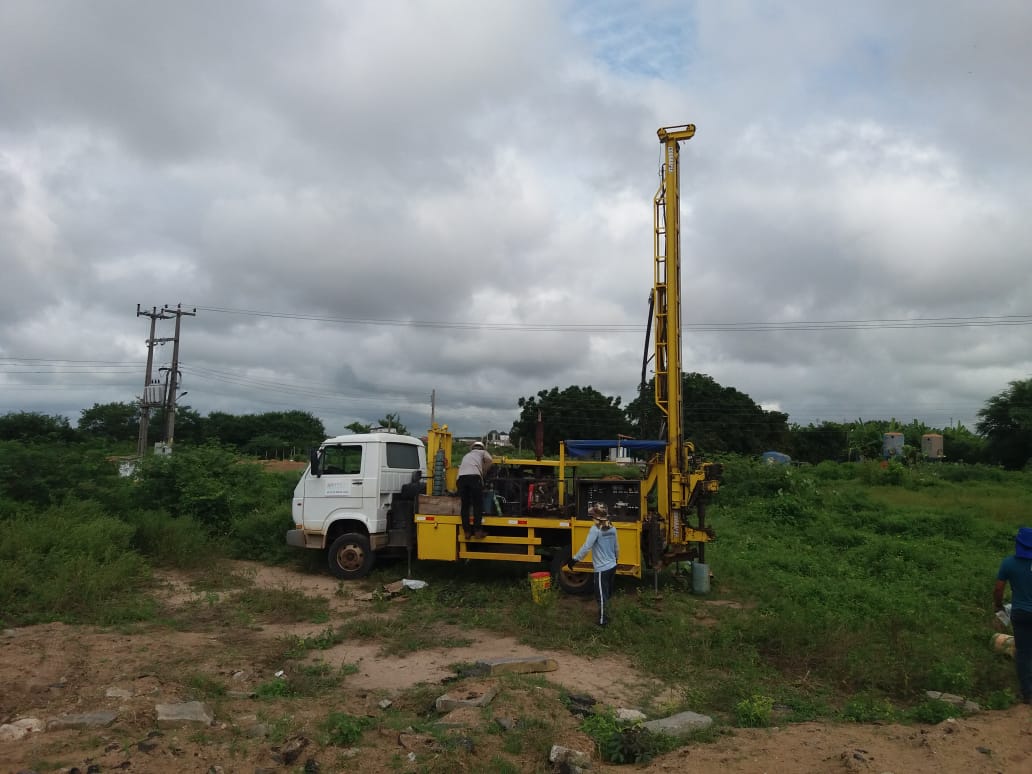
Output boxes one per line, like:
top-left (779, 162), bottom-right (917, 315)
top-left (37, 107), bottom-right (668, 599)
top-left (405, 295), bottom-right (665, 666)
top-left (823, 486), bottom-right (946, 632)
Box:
top-left (812, 461), bottom-right (853, 481)
top-left (841, 694), bottom-right (897, 723)
top-left (320, 712), bottom-right (371, 746)
top-left (734, 694), bottom-right (775, 727)
top-left (907, 699), bottom-right (959, 724)
top-left (0, 502), bottom-right (153, 626)
top-left (931, 464), bottom-right (1006, 484)
top-left (580, 710), bottom-right (675, 764)
top-left (718, 456), bottom-right (797, 503)
top-left (132, 444), bottom-right (292, 541)
top-left (926, 656), bottom-right (974, 695)
top-left (765, 491), bottom-right (816, 526)
top-left (225, 507), bottom-right (295, 563)
top-left (882, 460), bottom-right (906, 485)
top-left (126, 509), bottom-right (222, 568)
top-left (256, 679), bottom-right (293, 699)
top-left (0, 441), bottom-right (131, 509)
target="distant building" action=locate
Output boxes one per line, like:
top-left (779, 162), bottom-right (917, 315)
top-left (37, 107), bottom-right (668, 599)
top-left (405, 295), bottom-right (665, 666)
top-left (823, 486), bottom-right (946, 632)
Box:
top-left (921, 433), bottom-right (944, 460)
top-left (609, 445), bottom-right (633, 463)
top-left (882, 432), bottom-right (904, 459)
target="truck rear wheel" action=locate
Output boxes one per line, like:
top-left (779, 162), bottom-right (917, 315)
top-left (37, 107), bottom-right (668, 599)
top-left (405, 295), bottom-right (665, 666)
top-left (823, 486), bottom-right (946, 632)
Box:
top-left (327, 533), bottom-right (374, 579)
top-left (552, 550), bottom-right (592, 595)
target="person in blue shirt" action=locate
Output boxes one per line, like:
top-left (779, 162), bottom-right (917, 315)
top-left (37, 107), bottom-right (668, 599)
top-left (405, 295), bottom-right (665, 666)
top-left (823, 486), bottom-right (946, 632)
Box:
top-left (568, 503), bottom-right (619, 626)
top-left (994, 526), bottom-right (1032, 704)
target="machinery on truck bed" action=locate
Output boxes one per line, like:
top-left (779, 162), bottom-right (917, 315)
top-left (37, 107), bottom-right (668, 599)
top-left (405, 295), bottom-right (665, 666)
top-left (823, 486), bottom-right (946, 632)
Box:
top-left (286, 124), bottom-right (722, 592)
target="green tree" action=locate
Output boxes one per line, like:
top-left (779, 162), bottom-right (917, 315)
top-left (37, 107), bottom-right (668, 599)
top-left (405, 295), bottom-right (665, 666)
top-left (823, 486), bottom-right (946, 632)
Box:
top-left (204, 411), bottom-right (250, 447)
top-left (245, 433), bottom-right (290, 459)
top-left (0, 411), bottom-right (76, 442)
top-left (787, 421), bottom-right (849, 463)
top-left (376, 413), bottom-right (408, 435)
top-left (976, 379), bottom-right (1032, 470)
top-left (510, 386), bottom-right (631, 455)
top-left (344, 414), bottom-right (408, 435)
top-left (899, 418), bottom-right (933, 449)
top-left (203, 410), bottom-right (324, 452)
top-left (132, 442), bottom-right (281, 532)
top-left (260, 410), bottom-right (325, 449)
top-left (846, 419), bottom-right (887, 461)
top-left (0, 441), bottom-right (128, 509)
top-left (625, 373), bottom-right (788, 455)
top-left (150, 405), bottom-right (206, 445)
top-left (942, 423), bottom-right (985, 463)
top-left (78, 402), bottom-right (139, 442)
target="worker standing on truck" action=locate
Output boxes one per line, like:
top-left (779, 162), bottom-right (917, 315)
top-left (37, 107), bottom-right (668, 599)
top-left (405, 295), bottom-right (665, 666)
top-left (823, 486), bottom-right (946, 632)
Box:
top-left (994, 526), bottom-right (1032, 704)
top-left (458, 441), bottom-right (493, 540)
top-left (568, 504), bottom-right (619, 626)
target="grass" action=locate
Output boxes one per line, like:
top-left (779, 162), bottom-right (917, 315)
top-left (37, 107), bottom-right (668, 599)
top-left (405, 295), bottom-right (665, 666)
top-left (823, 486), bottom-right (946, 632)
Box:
top-left (4, 453), bottom-right (1028, 728)
top-left (340, 458), bottom-right (1030, 723)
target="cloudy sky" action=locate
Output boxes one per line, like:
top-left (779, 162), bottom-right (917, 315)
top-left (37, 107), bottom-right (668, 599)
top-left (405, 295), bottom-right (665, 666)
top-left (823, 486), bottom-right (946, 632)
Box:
top-left (2, 0), bottom-right (1030, 439)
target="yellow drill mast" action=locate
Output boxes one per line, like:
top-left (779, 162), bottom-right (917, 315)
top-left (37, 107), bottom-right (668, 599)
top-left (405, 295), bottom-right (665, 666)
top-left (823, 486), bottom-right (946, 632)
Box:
top-left (650, 124), bottom-right (720, 565)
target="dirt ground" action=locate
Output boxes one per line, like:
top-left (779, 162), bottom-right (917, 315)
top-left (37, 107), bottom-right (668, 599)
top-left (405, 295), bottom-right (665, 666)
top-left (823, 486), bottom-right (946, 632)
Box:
top-left (258, 460), bottom-right (307, 474)
top-left (2, 561), bottom-right (1031, 774)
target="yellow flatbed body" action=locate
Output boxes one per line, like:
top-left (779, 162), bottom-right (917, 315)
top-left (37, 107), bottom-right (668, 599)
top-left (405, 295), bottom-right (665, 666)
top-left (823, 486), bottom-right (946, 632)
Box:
top-left (414, 512), bottom-right (644, 578)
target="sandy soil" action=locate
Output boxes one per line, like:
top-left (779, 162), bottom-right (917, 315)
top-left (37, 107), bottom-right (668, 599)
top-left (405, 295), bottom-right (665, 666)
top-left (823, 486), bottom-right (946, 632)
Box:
top-left (258, 460), bottom-right (307, 473)
top-left (2, 561), bottom-right (1031, 774)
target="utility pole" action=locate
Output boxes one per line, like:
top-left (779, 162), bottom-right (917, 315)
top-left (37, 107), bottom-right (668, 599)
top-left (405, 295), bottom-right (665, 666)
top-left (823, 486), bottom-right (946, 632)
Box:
top-left (136, 305), bottom-right (172, 457)
top-left (160, 304), bottom-right (196, 447)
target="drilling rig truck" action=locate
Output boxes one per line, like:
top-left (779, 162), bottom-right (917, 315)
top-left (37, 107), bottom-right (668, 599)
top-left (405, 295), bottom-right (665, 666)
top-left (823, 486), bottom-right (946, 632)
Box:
top-left (286, 124), bottom-right (722, 593)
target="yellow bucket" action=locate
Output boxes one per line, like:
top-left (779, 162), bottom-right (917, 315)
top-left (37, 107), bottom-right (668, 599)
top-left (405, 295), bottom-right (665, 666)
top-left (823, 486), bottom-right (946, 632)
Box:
top-left (991, 633), bottom-right (1015, 657)
top-left (529, 571), bottom-right (552, 604)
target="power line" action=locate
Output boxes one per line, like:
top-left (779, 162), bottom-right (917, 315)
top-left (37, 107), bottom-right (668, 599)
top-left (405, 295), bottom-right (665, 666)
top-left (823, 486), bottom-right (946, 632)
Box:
top-left (187, 304), bottom-right (1032, 333)
top-left (1, 357), bottom-right (996, 418)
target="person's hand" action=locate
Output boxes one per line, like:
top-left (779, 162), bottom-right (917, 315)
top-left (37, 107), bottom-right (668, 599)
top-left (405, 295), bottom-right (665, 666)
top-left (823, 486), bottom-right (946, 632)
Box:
top-left (565, 558), bottom-right (576, 571)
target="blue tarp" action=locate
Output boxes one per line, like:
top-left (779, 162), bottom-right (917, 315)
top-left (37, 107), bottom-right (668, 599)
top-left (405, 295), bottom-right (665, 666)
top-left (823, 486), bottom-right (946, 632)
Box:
top-left (564, 440), bottom-right (667, 459)
top-left (760, 450), bottom-right (792, 465)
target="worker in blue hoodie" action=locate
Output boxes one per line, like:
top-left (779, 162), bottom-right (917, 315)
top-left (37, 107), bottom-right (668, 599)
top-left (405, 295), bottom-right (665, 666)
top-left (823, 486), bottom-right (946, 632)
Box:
top-left (994, 526), bottom-right (1032, 704)
top-left (568, 503), bottom-right (619, 626)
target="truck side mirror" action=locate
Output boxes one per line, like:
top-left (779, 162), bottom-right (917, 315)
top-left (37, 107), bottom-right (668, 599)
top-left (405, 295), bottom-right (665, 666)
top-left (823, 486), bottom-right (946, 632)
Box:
top-left (309, 448), bottom-right (322, 477)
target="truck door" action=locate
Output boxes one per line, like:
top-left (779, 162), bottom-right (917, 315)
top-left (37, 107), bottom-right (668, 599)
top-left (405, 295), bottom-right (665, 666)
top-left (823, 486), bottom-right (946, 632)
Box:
top-left (303, 443), bottom-right (371, 525)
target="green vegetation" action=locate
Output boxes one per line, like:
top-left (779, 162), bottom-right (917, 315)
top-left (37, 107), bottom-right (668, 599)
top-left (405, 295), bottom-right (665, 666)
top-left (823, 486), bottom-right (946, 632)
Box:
top-left (580, 709), bottom-right (678, 763)
top-left (352, 456), bottom-right (1030, 722)
top-left (319, 711), bottom-right (372, 746)
top-left (734, 694), bottom-right (774, 728)
top-left (0, 441), bottom-right (296, 627)
top-left (11, 372), bottom-right (1032, 467)
top-left (701, 457), bottom-right (1029, 714)
top-left (0, 404), bottom-right (326, 458)
top-left (345, 412), bottom-right (409, 435)
top-left (1, 418), bottom-right (1029, 731)
top-left (506, 376), bottom-right (1007, 465)
top-left (511, 385), bottom-right (632, 454)
top-left (626, 373), bottom-right (789, 457)
top-left (977, 377), bottom-right (1032, 469)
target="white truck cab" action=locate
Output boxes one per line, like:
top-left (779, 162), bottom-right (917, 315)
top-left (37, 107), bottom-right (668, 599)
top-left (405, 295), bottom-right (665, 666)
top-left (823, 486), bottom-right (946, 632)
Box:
top-left (287, 432), bottom-right (426, 578)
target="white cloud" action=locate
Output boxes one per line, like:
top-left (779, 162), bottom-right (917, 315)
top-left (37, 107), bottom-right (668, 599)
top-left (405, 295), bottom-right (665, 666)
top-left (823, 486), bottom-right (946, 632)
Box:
top-left (1, 0), bottom-right (1030, 437)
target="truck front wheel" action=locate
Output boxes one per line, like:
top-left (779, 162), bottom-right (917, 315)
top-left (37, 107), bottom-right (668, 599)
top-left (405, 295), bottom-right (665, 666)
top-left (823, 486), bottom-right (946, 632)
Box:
top-left (327, 533), bottom-right (375, 579)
